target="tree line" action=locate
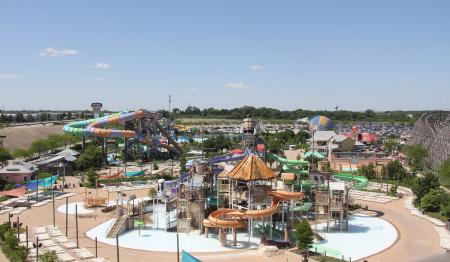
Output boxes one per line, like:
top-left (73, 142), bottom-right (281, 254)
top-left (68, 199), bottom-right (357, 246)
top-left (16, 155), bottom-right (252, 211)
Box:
top-left (1, 107), bottom-right (427, 123)
top-left (167, 106), bottom-right (424, 123)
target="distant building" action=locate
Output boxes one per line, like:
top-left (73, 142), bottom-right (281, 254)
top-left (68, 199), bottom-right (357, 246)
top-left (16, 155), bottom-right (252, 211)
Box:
top-left (343, 126), bottom-right (379, 145)
top-left (310, 131), bottom-right (335, 155)
top-left (0, 160), bottom-right (38, 183)
top-left (331, 135), bottom-right (355, 152)
top-left (328, 152), bottom-right (391, 173)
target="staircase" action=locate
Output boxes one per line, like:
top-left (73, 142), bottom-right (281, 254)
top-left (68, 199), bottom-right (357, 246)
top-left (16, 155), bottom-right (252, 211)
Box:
top-left (107, 215), bottom-right (128, 238)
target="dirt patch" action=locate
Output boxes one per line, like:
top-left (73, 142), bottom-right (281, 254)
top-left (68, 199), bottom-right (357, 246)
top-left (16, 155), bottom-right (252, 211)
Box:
top-left (0, 124), bottom-right (64, 151)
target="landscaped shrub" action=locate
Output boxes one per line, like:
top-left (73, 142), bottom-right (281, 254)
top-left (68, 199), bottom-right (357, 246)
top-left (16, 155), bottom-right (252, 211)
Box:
top-left (420, 189), bottom-right (449, 212)
top-left (0, 223), bottom-right (28, 262)
top-left (295, 219), bottom-right (313, 251)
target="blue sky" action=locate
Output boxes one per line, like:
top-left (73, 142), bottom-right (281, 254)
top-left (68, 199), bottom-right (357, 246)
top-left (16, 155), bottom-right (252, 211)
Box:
top-left (0, 0), bottom-right (449, 111)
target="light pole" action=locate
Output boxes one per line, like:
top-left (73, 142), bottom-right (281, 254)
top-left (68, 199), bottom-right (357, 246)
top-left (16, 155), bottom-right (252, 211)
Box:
top-left (59, 162), bottom-right (66, 192)
top-left (168, 95), bottom-right (172, 120)
top-left (52, 190), bottom-right (55, 227)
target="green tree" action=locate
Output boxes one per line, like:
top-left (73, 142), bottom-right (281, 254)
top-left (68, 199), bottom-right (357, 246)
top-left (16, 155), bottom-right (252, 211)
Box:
top-left (383, 138), bottom-right (398, 154)
top-left (441, 202), bottom-right (450, 220)
top-left (295, 219), bottom-right (314, 251)
top-left (12, 148), bottom-right (32, 161)
top-left (148, 187), bottom-right (157, 197)
top-left (420, 189), bottom-right (449, 212)
top-left (411, 173), bottom-right (440, 205)
top-left (0, 147), bottom-right (12, 167)
top-left (60, 134), bottom-right (79, 148)
top-left (385, 160), bottom-right (407, 180)
top-left (75, 146), bottom-right (103, 170)
top-left (404, 144), bottom-right (428, 171)
top-left (389, 185), bottom-right (398, 196)
top-left (360, 163), bottom-right (376, 179)
top-left (0, 177), bottom-right (9, 191)
top-left (38, 171), bottom-right (53, 179)
top-left (86, 169), bottom-right (99, 187)
top-left (47, 134), bottom-right (64, 152)
top-left (179, 153), bottom-right (187, 173)
top-left (437, 158), bottom-right (450, 187)
top-left (30, 139), bottom-right (50, 156)
top-left (38, 250), bottom-right (58, 262)
top-left (0, 223), bottom-right (28, 261)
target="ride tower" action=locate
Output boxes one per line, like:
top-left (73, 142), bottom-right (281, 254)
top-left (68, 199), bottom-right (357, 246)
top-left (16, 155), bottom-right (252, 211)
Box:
top-left (240, 115), bottom-right (266, 159)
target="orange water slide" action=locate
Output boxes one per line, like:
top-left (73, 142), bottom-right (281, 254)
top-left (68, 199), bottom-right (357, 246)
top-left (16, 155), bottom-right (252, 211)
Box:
top-left (203, 209), bottom-right (247, 229)
top-left (99, 171), bottom-right (123, 179)
top-left (270, 190), bottom-right (304, 202)
top-left (203, 190), bottom-right (303, 229)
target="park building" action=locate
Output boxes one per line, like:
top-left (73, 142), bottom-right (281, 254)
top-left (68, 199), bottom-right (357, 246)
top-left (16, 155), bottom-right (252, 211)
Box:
top-left (0, 160), bottom-right (39, 183)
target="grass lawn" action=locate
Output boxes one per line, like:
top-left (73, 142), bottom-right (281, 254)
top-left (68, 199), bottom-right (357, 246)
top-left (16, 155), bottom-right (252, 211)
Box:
top-left (424, 211), bottom-right (447, 222)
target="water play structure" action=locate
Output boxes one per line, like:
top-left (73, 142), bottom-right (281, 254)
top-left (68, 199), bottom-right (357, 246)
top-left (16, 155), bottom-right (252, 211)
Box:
top-left (82, 115), bottom-right (375, 256)
top-left (63, 110), bottom-right (182, 156)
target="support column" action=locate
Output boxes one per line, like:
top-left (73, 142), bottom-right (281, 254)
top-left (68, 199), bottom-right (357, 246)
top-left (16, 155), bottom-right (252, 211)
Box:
top-left (219, 228), bottom-right (226, 247)
top-left (205, 227), bottom-right (209, 238)
top-left (232, 228), bottom-right (237, 246)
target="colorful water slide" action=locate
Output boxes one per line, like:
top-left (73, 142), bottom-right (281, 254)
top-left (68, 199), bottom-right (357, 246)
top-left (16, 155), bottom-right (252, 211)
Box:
top-left (63, 111), bottom-right (181, 154)
top-left (63, 111), bottom-right (144, 138)
top-left (203, 190), bottom-right (303, 229)
top-left (332, 173), bottom-right (369, 190)
top-left (268, 153), bottom-right (309, 166)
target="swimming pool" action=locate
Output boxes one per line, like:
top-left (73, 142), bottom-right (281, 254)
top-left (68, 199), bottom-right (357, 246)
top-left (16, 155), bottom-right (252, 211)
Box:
top-left (312, 215), bottom-right (398, 260)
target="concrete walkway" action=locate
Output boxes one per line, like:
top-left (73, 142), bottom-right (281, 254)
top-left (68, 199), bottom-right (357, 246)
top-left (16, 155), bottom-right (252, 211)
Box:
top-left (360, 192), bottom-right (449, 262)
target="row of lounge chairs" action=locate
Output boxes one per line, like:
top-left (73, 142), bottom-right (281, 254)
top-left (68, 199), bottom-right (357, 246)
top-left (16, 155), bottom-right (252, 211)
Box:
top-left (17, 225), bottom-right (108, 261)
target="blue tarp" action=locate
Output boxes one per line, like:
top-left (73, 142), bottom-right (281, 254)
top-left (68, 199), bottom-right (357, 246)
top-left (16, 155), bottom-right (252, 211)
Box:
top-left (124, 169), bottom-right (146, 177)
top-left (182, 250), bottom-right (201, 262)
top-left (19, 175), bottom-right (59, 191)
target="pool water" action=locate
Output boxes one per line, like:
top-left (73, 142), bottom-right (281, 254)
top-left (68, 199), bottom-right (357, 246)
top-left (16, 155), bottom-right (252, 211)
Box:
top-left (312, 215), bottom-right (397, 260)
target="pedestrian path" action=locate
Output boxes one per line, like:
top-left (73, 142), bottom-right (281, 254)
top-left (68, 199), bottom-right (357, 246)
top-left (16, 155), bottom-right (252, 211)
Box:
top-left (404, 196), bottom-right (450, 250)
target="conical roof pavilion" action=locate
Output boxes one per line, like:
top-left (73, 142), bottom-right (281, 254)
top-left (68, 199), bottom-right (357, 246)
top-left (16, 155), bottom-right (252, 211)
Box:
top-left (219, 154), bottom-right (277, 181)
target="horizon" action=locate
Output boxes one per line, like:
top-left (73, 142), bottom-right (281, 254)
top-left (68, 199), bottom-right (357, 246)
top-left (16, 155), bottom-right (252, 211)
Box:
top-left (1, 1), bottom-right (449, 111)
top-left (0, 104), bottom-right (444, 113)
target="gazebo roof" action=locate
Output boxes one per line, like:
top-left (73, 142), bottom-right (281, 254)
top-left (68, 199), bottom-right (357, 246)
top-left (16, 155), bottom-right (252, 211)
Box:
top-left (219, 154), bottom-right (277, 181)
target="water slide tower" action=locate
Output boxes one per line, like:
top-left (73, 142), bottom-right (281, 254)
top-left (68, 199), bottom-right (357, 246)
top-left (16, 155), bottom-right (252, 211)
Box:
top-left (91, 102), bottom-right (103, 118)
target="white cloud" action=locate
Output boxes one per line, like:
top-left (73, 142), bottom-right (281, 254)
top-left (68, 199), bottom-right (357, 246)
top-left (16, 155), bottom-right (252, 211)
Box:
top-left (397, 77), bottom-right (412, 83)
top-left (225, 82), bottom-right (246, 89)
top-left (39, 48), bottom-right (80, 57)
top-left (189, 88), bottom-right (199, 92)
top-left (95, 77), bottom-right (103, 82)
top-left (248, 64), bottom-right (264, 70)
top-left (94, 63), bottom-right (111, 69)
top-left (84, 63), bottom-right (111, 69)
top-left (0, 74), bottom-right (24, 80)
